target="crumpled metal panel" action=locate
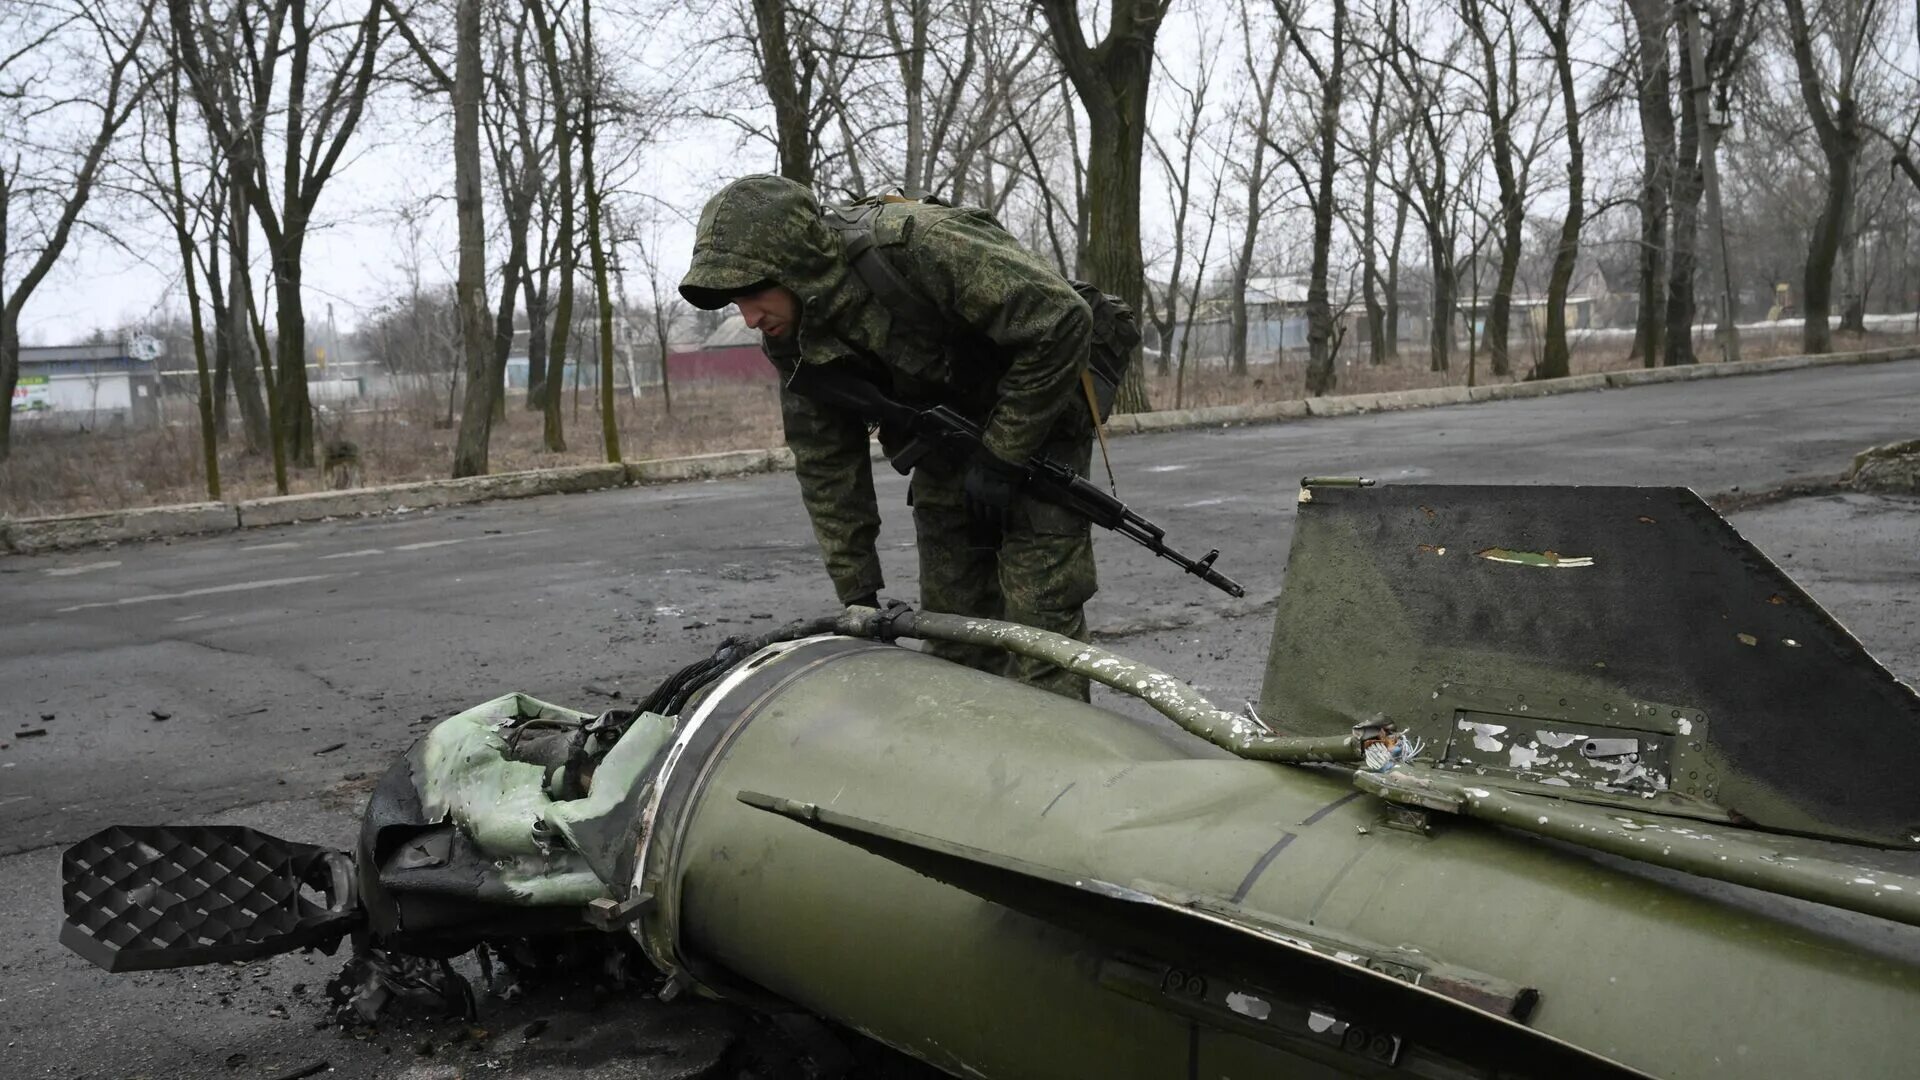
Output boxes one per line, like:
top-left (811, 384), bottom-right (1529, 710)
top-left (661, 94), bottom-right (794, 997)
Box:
top-left (1260, 483), bottom-right (1920, 848)
top-left (61, 824), bottom-right (357, 972)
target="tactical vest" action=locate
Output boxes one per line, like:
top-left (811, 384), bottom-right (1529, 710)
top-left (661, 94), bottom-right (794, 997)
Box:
top-left (821, 193), bottom-right (1142, 422)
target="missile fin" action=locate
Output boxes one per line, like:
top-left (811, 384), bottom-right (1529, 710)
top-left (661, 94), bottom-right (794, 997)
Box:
top-left (738, 789), bottom-right (1649, 1079)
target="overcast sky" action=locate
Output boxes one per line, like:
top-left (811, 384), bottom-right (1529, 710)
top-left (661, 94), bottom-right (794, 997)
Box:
top-left (21, 0), bottom-right (1910, 345)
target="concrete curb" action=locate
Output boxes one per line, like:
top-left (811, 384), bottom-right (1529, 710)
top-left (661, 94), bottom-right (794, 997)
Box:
top-left (7, 342), bottom-right (1918, 555)
top-left (626, 447), bottom-right (796, 483)
top-left (234, 463), bottom-right (628, 528)
top-left (3, 502), bottom-right (239, 555)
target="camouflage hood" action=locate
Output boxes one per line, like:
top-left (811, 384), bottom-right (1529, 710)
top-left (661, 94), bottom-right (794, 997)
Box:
top-left (678, 175), bottom-right (860, 339)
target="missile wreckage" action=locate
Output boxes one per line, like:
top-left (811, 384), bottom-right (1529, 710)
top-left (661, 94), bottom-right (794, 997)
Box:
top-left (59, 482), bottom-right (1920, 1078)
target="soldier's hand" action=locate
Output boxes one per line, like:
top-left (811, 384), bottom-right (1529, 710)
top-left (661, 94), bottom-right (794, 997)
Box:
top-left (963, 450), bottom-right (1026, 542)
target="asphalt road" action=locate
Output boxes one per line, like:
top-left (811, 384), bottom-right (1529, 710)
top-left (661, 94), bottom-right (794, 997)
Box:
top-left (3, 360), bottom-right (1919, 1079)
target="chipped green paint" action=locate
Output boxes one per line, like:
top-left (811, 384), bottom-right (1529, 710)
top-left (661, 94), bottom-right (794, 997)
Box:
top-left (543, 710), bottom-right (675, 855)
top-left (871, 609), bottom-right (1361, 763)
top-left (1475, 547), bottom-right (1596, 568)
top-left (1357, 765), bottom-right (1920, 928)
top-left (487, 854), bottom-right (611, 906)
top-left (634, 635), bottom-right (1920, 1080)
top-left (411, 693), bottom-right (581, 857)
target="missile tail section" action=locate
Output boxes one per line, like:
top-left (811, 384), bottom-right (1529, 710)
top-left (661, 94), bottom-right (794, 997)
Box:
top-left (1264, 481), bottom-right (1920, 850)
top-left (53, 484), bottom-right (1920, 1078)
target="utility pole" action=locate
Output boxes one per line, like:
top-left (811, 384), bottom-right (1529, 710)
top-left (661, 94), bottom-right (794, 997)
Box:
top-left (1683, 0), bottom-right (1740, 362)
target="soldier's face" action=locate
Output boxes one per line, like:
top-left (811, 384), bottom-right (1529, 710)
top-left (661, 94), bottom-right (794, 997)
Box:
top-left (735, 285), bottom-right (800, 339)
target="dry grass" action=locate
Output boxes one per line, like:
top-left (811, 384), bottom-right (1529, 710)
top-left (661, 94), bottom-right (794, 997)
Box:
top-left (0, 380), bottom-right (786, 517)
top-left (1153, 324), bottom-right (1913, 409)
top-left (4, 325), bottom-right (1914, 519)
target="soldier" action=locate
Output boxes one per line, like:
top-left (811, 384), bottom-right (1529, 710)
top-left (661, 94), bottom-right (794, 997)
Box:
top-left (678, 174), bottom-right (1099, 700)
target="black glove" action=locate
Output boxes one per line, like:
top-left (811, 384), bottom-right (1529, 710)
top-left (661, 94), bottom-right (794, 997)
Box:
top-left (846, 592), bottom-right (879, 609)
top-left (962, 449), bottom-right (1026, 542)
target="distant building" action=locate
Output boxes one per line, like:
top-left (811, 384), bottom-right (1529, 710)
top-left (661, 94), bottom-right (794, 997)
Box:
top-left (12, 341), bottom-right (162, 430)
top-left (666, 315), bottom-right (776, 383)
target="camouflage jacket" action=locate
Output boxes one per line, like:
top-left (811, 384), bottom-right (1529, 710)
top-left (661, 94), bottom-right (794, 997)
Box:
top-left (679, 175), bottom-right (1094, 603)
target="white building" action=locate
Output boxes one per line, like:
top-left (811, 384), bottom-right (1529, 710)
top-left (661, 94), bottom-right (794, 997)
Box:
top-left (12, 342), bottom-right (162, 430)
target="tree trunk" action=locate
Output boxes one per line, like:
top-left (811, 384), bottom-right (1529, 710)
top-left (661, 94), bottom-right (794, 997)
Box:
top-left (1530, 0), bottom-right (1582, 381)
top-left (1801, 154), bottom-right (1852, 354)
top-left (271, 251), bottom-right (316, 466)
top-left (1462, 0), bottom-right (1519, 376)
top-left (0, 312), bottom-right (17, 459)
top-left (164, 79), bottom-right (221, 500)
top-left (582, 0), bottom-right (621, 459)
top-left (450, 0), bottom-right (495, 478)
top-left (489, 216), bottom-right (529, 423)
top-left (1627, 0), bottom-right (1674, 367)
top-left (1385, 191), bottom-right (1406, 359)
top-left (1361, 77), bottom-right (1386, 366)
top-left (1082, 101), bottom-right (1151, 413)
top-left (1839, 229), bottom-right (1866, 332)
top-left (200, 212), bottom-right (232, 442)
top-left (1227, 134), bottom-right (1269, 376)
top-left (225, 219), bottom-right (271, 452)
top-left (1426, 219), bottom-right (1452, 372)
top-left (1298, 0), bottom-right (1346, 398)
top-left (1041, 0), bottom-right (1162, 415)
top-left (523, 270), bottom-right (548, 409)
top-left (244, 281), bottom-right (289, 494)
top-left (532, 0), bottom-right (571, 450)
top-left (752, 0), bottom-right (814, 184)
top-left (1783, 0), bottom-right (1866, 356)
top-left (1663, 12), bottom-right (1706, 367)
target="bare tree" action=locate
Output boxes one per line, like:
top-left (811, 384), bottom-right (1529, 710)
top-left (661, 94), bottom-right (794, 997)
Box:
top-left (579, 0), bottom-right (618, 460)
top-left (481, 0), bottom-right (551, 422)
top-left (1038, 0), bottom-right (1173, 414)
top-left (1144, 35), bottom-right (1218, 378)
top-left (1344, 8), bottom-right (1402, 366)
top-left (165, 1), bottom-right (274, 454)
top-left (1521, 0), bottom-right (1582, 378)
top-left (1625, 0), bottom-right (1675, 365)
top-left (171, 0), bottom-right (388, 467)
top-left (1661, 0), bottom-right (1753, 365)
top-left (146, 41), bottom-right (222, 497)
top-left (1271, 0), bottom-right (1348, 396)
top-left (1457, 0), bottom-right (1531, 377)
top-left (750, 0), bottom-right (819, 183)
top-left (1782, 0), bottom-right (1881, 353)
top-left (0, 0), bottom-right (156, 461)
top-left (1225, 1), bottom-right (1286, 376)
top-left (1175, 133), bottom-right (1228, 409)
top-left (383, 0), bottom-right (499, 476)
top-left (1384, 7), bottom-right (1471, 372)
top-left (529, 0), bottom-right (573, 450)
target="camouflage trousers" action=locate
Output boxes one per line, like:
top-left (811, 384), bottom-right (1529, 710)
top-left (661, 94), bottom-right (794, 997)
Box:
top-left (909, 428), bottom-right (1098, 701)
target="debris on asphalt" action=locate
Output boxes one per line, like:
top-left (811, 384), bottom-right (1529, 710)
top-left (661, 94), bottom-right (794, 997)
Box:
top-left (314, 742), bottom-right (346, 755)
top-left (16, 728), bottom-right (47, 738)
top-left (583, 682), bottom-right (622, 699)
top-left (150, 709), bottom-right (171, 721)
top-left (268, 1061), bottom-right (330, 1080)
top-left (522, 1018), bottom-right (548, 1040)
top-left (40, 713), bottom-right (56, 721)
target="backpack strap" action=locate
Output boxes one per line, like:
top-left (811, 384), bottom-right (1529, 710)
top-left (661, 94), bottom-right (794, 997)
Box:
top-left (821, 203), bottom-right (945, 330)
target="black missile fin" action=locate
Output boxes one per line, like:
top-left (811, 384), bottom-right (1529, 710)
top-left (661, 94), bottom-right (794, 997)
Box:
top-left (61, 825), bottom-right (359, 973)
top-left (738, 790), bottom-right (1649, 1080)
top-left (1264, 483), bottom-right (1920, 848)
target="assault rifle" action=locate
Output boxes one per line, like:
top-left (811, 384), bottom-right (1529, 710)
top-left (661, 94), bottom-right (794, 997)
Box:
top-left (791, 365), bottom-right (1247, 598)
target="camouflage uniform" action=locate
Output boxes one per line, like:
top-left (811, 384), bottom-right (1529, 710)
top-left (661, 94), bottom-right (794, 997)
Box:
top-left (679, 175), bottom-right (1097, 700)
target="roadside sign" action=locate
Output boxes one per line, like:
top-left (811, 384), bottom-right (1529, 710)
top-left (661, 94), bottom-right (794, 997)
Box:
top-left (11, 375), bottom-right (51, 413)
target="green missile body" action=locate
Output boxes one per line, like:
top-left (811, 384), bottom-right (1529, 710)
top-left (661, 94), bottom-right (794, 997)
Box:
top-left (57, 482), bottom-right (1920, 1078)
